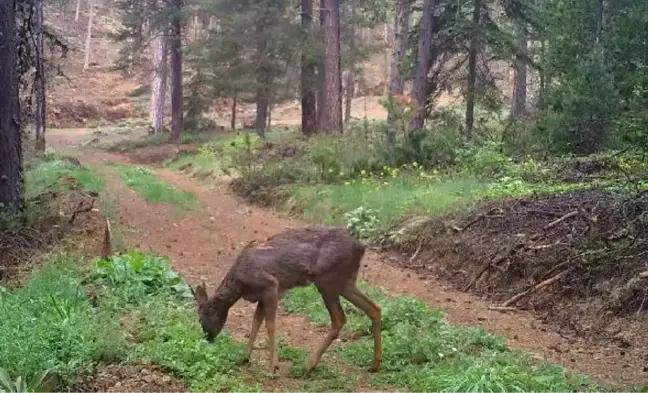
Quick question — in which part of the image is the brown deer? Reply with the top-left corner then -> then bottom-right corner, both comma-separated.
190,226 -> 382,374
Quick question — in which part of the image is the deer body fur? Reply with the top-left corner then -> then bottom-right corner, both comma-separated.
191,226 -> 382,374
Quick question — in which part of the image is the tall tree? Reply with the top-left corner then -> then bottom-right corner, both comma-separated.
320,0 -> 342,133
0,0 -> 23,212
35,0 -> 46,151
170,0 -> 183,143
343,1 -> 356,125
410,0 -> 437,132
75,0 -> 82,22
464,0 -> 482,139
151,23 -> 168,135
83,0 -> 94,71
387,0 -> 411,133
511,21 -> 527,119
301,0 -> 317,135
316,0 -> 326,132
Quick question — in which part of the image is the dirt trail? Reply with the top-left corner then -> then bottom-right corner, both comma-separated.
74,147 -> 646,389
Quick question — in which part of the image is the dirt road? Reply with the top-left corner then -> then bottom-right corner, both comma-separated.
50,133 -> 646,388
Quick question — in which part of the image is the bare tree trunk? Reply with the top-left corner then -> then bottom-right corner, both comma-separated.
170,0 -> 183,143
301,0 -> 317,136
388,0 -> 412,136
464,0 -> 482,139
151,28 -> 168,135
316,0 -> 326,132
321,0 -> 342,134
83,0 -> 95,71
410,0 -> 437,132
75,0 -> 82,22
343,1 -> 356,125
511,23 -> 527,120
35,0 -> 46,152
231,94 -> 237,131
0,0 -> 23,212
382,23 -> 390,95
255,26 -> 270,139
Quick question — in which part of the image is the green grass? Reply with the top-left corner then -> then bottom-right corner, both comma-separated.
0,253 -> 123,389
294,175 -> 490,230
24,154 -> 105,199
0,251 -> 259,392
282,283 -> 601,393
115,165 -> 199,212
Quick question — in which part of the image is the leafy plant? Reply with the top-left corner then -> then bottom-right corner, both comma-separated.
0,368 -> 52,393
93,251 -> 193,302
344,206 -> 379,240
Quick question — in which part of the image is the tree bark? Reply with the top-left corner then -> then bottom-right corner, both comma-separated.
170,0 -> 183,143
301,0 -> 317,136
0,0 -> 23,212
511,23 -> 527,120
316,0 -> 326,132
382,23 -> 390,95
388,0 -> 411,134
75,0 -> 82,22
151,26 -> 168,135
231,94 -> 237,131
255,20 -> 270,139
83,0 -> 95,71
320,0 -> 343,134
343,1 -> 356,125
35,0 -> 46,151
410,0 -> 437,132
464,0 -> 482,139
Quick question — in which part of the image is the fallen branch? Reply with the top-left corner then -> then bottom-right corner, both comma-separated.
543,210 -> 579,231
487,306 -> 519,313
408,240 -> 423,264
502,268 -> 574,307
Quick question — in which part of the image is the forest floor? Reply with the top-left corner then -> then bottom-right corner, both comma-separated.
41,128 -> 648,391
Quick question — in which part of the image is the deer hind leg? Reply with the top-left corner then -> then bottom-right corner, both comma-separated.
262,288 -> 280,373
241,302 -> 265,364
305,288 -> 347,374
342,284 -> 382,372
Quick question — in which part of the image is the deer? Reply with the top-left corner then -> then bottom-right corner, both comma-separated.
190,226 -> 382,374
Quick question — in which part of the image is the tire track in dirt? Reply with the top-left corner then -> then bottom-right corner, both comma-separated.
80,149 -> 645,388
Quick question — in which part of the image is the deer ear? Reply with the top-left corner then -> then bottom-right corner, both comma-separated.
192,283 -> 209,306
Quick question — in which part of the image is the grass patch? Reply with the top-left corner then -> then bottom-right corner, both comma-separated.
0,253 -> 123,389
293,176 -> 489,231
282,283 -> 602,392
0,250 -> 260,392
115,165 -> 199,212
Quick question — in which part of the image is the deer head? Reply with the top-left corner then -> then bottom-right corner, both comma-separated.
191,283 -> 229,342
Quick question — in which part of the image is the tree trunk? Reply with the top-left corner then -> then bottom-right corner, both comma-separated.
382,23 -> 390,95
231,94 -> 237,131
321,0 -> 343,134
511,23 -> 527,120
300,0 -> 317,136
464,0 -> 482,139
255,26 -> 269,139
83,0 -> 94,71
0,0 -> 23,212
537,39 -> 547,111
151,27 -> 168,135
316,0 -> 326,132
410,0 -> 437,132
343,1 -> 356,125
388,0 -> 411,135
170,0 -> 183,143
75,0 -> 82,22
35,0 -> 46,152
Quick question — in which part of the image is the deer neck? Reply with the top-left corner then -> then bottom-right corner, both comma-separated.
210,277 -> 241,311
